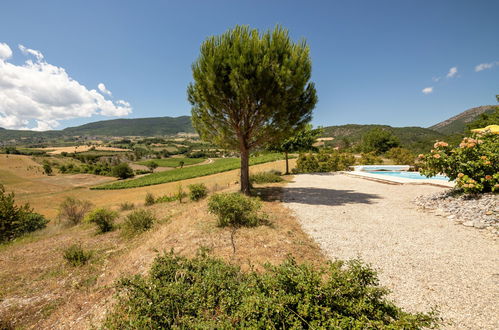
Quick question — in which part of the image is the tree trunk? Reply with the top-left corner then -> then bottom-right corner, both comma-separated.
285,152 -> 289,175
240,147 -> 251,195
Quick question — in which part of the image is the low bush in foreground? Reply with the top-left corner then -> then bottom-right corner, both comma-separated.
250,170 -> 283,184
104,252 -> 439,329
63,244 -> 91,266
386,147 -> 415,165
58,197 -> 92,226
122,209 -> 155,235
0,184 -> 48,243
419,133 -> 498,193
208,193 -> 265,227
359,151 -> 382,165
144,192 -> 155,206
85,208 -> 118,233
188,183 -> 208,201
119,202 -> 135,211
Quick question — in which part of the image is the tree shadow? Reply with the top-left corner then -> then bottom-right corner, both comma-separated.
253,186 -> 381,206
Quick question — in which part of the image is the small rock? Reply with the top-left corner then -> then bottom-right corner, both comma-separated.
463,221 -> 474,227
447,215 -> 456,219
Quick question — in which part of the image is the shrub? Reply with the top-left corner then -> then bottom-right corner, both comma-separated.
419,134 -> 499,193
43,163 -> 53,175
119,202 -> 135,211
386,147 -> 415,165
176,185 -> 186,203
250,171 -> 283,184
295,151 -> 355,173
144,160 -> 159,172
361,128 -> 400,154
155,194 -> 177,203
104,252 -> 439,329
144,192 -> 155,206
208,193 -> 265,227
58,197 -> 92,225
359,152 -> 382,165
188,183 -> 208,201
63,244 -> 91,266
85,208 -> 118,233
0,185 -> 48,242
111,163 -> 134,179
122,209 -> 155,235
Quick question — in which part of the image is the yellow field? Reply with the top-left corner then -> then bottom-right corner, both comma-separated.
39,145 -> 130,155
1,154 -> 295,219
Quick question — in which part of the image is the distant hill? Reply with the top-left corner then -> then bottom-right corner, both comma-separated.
0,116 -> 195,141
429,105 -> 498,135
62,116 -> 194,136
321,124 -> 445,154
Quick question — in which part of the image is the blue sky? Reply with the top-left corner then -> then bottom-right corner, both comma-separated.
0,0 -> 498,131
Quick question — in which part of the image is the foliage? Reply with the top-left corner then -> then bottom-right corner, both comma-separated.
85,208 -> 118,233
137,157 -> 205,168
94,153 -> 285,190
188,25 -> 317,194
295,151 -> 355,173
267,125 -> 322,174
467,107 -> 499,131
359,152 -> 383,165
208,193 -> 265,227
361,128 -> 400,154
104,252 -> 439,329
42,163 -> 53,175
0,185 -> 48,243
122,209 -> 155,235
63,244 -> 91,266
111,163 -> 134,179
57,197 -> 92,226
188,183 -> 208,201
386,147 -> 415,165
250,170 -> 283,184
144,193 -> 155,206
119,202 -> 135,211
419,134 -> 499,193
144,160 -> 158,172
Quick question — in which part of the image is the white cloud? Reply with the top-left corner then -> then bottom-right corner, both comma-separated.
446,66 -> 458,78
0,42 -> 132,131
422,87 -> 433,94
0,42 -> 12,60
98,82 -> 112,96
475,61 -> 498,72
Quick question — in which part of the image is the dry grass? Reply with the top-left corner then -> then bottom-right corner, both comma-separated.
0,173 -> 324,329
40,146 -> 130,155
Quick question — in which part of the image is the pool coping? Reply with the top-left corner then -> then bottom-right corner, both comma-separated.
342,171 -> 455,188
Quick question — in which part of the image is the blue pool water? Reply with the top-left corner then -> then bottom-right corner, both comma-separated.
366,171 -> 449,181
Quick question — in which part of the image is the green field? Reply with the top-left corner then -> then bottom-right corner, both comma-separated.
93,153 -> 284,190
136,157 -> 205,168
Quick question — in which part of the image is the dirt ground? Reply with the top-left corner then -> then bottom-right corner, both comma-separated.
0,178 -> 325,329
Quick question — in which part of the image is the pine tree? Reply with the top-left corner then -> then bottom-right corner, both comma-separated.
188,25 -> 317,194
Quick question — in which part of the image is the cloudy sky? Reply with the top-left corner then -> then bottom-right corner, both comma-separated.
0,0 -> 498,131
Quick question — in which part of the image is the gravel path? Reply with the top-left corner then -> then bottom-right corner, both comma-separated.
283,173 -> 499,329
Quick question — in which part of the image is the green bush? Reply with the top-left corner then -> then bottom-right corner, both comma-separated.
250,171 -> 283,184
43,163 -> 53,176
386,147 -> 415,165
295,151 -> 355,173
85,208 -> 118,233
119,202 -> 135,211
104,252 -> 439,329
122,209 -> 155,235
144,192 -> 155,206
63,244 -> 91,266
111,163 -> 134,179
361,128 -> 400,154
0,185 -> 48,243
57,197 -> 92,226
208,193 -> 265,227
419,134 -> 499,193
188,183 -> 208,201
359,152 -> 383,165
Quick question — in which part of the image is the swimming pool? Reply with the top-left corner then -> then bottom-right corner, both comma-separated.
366,171 -> 449,181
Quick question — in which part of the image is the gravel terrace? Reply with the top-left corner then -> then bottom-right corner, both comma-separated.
283,173 -> 499,329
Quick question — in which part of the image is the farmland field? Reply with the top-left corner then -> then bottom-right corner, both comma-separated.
94,153 -> 285,190
136,157 -> 205,168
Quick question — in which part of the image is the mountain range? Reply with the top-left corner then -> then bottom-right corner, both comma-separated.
0,106 -> 496,145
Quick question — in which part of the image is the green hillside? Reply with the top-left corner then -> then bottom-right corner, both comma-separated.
429,105 -> 498,135
321,124 -> 445,154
